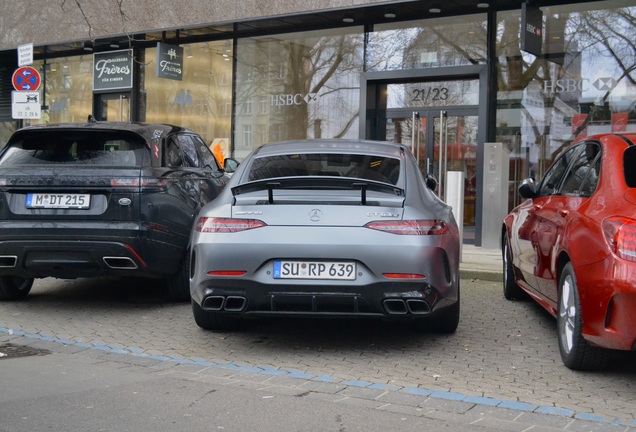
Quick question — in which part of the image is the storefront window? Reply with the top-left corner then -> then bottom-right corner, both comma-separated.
142,41 -> 233,160
1,122 -> 17,149
235,27 -> 364,159
367,15 -> 487,72
32,55 -> 94,125
496,1 -> 636,209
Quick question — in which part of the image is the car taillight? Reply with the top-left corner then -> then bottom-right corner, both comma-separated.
195,217 -> 266,233
111,178 -> 140,187
365,220 -> 449,235
602,216 -> 636,262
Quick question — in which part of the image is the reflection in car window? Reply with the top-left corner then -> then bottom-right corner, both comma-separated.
0,131 -> 147,167
177,135 -> 199,167
165,138 -> 183,167
560,143 -> 601,197
537,146 -> 582,196
247,153 -> 401,185
191,135 -> 219,170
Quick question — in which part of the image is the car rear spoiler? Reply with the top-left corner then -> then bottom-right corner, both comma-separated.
231,176 -> 404,205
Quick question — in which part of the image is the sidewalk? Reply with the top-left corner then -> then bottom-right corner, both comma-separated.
459,244 -> 502,282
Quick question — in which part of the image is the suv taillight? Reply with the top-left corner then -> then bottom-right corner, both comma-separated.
365,220 -> 450,235
195,217 -> 266,233
602,216 -> 636,262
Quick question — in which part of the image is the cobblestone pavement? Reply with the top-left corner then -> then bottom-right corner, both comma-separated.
1,276 -> 635,430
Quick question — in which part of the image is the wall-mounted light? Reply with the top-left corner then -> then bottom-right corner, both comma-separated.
429,3 -> 441,13
384,8 -> 397,19
83,42 -> 93,52
342,13 -> 354,23
109,41 -> 119,49
477,3 -> 489,8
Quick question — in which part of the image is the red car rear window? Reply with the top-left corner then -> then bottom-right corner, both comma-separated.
625,146 -> 636,188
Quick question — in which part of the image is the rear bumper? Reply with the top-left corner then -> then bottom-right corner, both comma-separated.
192,279 -> 457,320
190,225 -> 460,320
577,257 -> 636,351
0,222 -> 186,279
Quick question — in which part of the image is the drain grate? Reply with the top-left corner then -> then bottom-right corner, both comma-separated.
0,343 -> 51,359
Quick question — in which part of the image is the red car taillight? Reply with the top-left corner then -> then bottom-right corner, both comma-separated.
195,217 -> 266,233
365,220 -> 450,235
602,216 -> 636,262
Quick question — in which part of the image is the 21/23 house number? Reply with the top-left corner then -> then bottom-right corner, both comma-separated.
411,86 -> 450,103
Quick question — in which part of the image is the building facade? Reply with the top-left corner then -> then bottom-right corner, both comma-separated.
0,0 -> 634,246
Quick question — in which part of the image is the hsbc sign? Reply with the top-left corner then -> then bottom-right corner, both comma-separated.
544,77 -> 616,94
271,93 -> 319,106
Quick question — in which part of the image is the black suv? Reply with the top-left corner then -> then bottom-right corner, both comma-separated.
0,121 -> 231,301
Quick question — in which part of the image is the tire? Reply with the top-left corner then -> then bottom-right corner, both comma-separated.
557,262 -> 609,371
191,299 -> 237,331
414,284 -> 460,334
503,236 -> 527,300
0,276 -> 34,301
166,249 -> 191,302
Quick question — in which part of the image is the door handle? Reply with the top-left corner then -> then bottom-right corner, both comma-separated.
559,209 -> 569,217
533,204 -> 543,210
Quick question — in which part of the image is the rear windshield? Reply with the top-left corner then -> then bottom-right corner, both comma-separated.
0,130 -> 149,167
247,153 -> 401,185
625,146 -> 636,188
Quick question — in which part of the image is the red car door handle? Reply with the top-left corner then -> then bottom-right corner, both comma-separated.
559,209 -> 569,217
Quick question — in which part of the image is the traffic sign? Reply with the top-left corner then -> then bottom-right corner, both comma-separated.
12,91 -> 41,119
12,66 -> 41,91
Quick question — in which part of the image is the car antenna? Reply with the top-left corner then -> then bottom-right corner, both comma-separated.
87,114 -> 97,123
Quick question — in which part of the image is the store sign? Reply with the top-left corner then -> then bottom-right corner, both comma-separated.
520,2 -> 542,56
93,50 -> 133,91
156,42 -> 183,81
544,77 -> 616,94
271,93 -> 318,106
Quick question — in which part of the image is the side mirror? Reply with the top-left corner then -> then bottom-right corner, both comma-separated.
518,177 -> 537,199
425,173 -> 438,191
223,158 -> 239,174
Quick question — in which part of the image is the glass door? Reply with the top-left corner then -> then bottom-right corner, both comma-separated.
94,93 -> 131,122
386,109 -> 478,239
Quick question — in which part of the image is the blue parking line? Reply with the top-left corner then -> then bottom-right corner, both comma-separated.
1,326 -> 631,427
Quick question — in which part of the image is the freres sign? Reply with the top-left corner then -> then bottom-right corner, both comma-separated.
93,50 -> 133,91
156,42 -> 183,81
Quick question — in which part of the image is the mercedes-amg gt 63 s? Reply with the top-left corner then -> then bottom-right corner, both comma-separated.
0,121 -> 230,301
190,139 -> 461,333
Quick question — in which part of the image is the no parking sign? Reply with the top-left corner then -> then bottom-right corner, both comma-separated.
12,66 -> 41,91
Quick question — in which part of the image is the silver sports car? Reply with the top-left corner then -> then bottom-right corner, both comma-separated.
190,139 -> 460,332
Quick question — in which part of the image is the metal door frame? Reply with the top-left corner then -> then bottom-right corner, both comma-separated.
360,65 -> 489,246
93,92 -> 132,122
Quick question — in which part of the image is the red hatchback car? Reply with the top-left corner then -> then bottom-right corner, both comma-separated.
502,133 -> 636,371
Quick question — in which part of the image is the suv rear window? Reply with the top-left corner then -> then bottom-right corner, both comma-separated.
0,131 -> 149,167
247,153 -> 401,185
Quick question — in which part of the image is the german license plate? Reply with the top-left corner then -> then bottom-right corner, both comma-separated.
26,193 -> 90,209
273,261 -> 356,280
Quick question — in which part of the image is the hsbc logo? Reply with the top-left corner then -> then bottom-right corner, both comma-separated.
271,93 -> 319,106
544,77 -> 616,94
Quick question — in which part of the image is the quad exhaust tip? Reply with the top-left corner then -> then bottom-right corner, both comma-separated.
383,298 -> 430,315
202,295 -> 247,312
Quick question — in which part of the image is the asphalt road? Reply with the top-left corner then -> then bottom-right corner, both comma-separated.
1,276 -> 635,432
